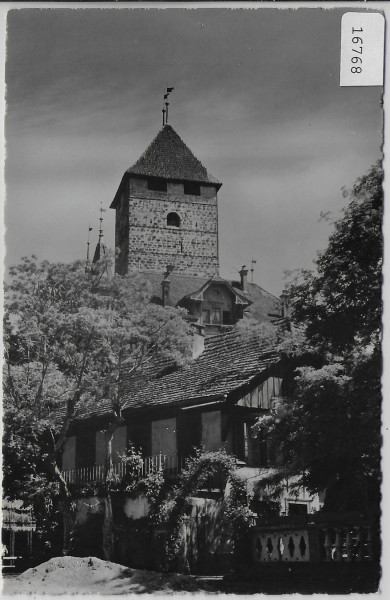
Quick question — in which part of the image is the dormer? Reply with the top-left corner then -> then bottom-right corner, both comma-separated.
177,276 -> 251,334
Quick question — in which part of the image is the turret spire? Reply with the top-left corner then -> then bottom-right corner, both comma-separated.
93,203 -> 107,264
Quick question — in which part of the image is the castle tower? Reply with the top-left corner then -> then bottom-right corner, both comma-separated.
110,124 -> 222,277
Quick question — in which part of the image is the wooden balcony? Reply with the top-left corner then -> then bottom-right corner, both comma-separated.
61,454 -> 228,495
61,454 -> 187,488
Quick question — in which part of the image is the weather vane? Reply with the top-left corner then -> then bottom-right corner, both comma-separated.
162,87 -> 174,126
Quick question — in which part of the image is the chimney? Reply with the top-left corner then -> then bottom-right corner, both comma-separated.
192,323 -> 205,359
161,280 -> 170,307
161,265 -> 175,307
239,266 -> 248,291
281,302 -> 291,318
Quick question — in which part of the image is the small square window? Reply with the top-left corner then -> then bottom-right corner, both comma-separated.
148,178 -> 167,192
184,182 -> 201,196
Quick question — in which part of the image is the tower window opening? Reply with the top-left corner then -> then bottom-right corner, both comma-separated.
167,212 -> 181,228
184,182 -> 201,196
148,178 -> 167,192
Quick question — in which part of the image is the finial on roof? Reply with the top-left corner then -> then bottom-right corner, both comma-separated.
162,86 -> 174,125
85,226 -> 93,272
99,203 -> 106,242
92,203 -> 107,264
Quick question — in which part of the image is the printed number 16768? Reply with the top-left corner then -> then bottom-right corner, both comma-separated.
351,27 -> 363,74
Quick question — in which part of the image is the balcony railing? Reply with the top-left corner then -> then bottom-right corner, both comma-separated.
61,454 -> 186,487
250,519 -> 377,563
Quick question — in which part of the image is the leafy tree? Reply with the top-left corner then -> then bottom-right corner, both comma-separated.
254,162 -> 383,516
3,255 -> 192,557
282,160 -> 382,353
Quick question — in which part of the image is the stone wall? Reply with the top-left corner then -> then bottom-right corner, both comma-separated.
115,176 -> 220,277
115,183 -> 129,276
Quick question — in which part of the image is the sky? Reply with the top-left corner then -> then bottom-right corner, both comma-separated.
4,7 -> 383,296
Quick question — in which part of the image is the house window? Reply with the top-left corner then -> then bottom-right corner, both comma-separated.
151,418 -> 177,456
251,499 -> 280,519
202,411 -> 222,451
75,431 -> 96,469
184,182 -> 201,196
167,212 -> 180,227
202,309 -> 210,324
222,311 -> 231,325
288,502 -> 308,516
244,423 -> 268,467
148,178 -> 167,192
210,307 -> 221,324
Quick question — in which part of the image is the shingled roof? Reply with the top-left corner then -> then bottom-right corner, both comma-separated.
126,125 -> 222,188
72,330 -> 280,423
134,272 -> 281,322
234,282 -> 281,322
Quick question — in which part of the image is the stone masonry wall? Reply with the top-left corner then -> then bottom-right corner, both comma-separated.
115,184 -> 129,275
124,177 -> 220,277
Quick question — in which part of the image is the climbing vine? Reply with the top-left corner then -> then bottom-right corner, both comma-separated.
147,449 -> 252,571
72,447 -> 254,572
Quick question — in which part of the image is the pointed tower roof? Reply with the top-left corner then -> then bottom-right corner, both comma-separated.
126,124 -> 222,188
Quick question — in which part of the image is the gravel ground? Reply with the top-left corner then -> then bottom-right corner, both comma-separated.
1,556 -> 219,595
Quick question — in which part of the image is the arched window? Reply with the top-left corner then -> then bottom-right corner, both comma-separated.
167,212 -> 180,228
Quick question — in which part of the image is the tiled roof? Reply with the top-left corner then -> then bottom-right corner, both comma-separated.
232,281 -> 281,322
73,330 -> 280,422
137,272 -> 210,307
126,125 -> 222,188
136,271 -> 281,321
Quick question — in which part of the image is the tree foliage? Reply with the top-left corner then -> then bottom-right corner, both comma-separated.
282,161 -> 382,353
3,255 -> 192,552
254,162 -> 383,515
